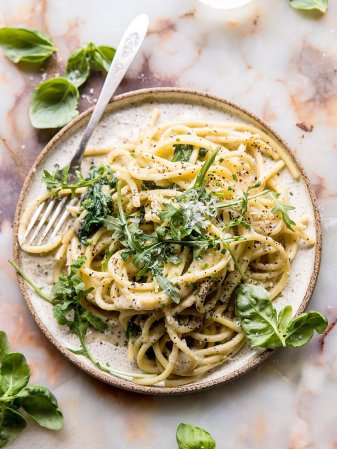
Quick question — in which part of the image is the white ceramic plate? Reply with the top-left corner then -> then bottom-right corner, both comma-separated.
13,88 -> 321,394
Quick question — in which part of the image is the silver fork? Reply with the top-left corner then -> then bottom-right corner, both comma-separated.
21,14 -> 149,247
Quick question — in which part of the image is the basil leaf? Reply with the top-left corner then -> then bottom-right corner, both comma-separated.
285,311 -> 328,347
278,304 -> 293,334
0,353 -> 30,395
0,331 -> 10,363
289,0 -> 328,13
91,45 -> 115,72
65,48 -> 90,87
176,423 -> 216,449
0,27 -> 56,63
0,407 -> 26,448
235,284 -> 285,349
17,385 -> 63,430
30,77 -> 79,129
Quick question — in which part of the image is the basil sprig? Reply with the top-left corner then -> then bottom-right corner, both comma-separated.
65,42 -> 116,87
289,0 -> 328,13
0,331 -> 63,448
176,423 -> 216,449
235,283 -> 328,349
0,28 -> 56,63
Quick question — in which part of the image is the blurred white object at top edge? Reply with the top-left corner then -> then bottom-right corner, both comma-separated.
197,0 -> 254,9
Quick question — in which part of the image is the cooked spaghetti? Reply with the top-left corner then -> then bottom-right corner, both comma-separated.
19,111 -> 315,386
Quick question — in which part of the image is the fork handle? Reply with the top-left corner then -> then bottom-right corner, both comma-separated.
69,13 -> 149,173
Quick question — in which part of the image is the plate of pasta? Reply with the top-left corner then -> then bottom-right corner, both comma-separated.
12,88 -> 322,394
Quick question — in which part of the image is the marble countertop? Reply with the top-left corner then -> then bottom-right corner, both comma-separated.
1,0 -> 337,448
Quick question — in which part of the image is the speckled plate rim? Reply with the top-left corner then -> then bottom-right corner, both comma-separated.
13,87 -> 322,395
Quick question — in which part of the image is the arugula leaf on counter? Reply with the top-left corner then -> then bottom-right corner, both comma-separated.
0,27 -> 56,63
289,0 -> 328,13
176,423 -> 216,449
30,77 -> 79,129
0,331 -> 63,448
235,283 -> 328,349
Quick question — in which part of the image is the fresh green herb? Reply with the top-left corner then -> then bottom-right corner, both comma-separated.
42,164 -> 112,199
176,423 -> 216,449
65,48 -> 90,88
193,147 -> 220,190
91,45 -> 116,72
0,28 -> 56,63
289,0 -> 328,13
30,77 -> 79,129
172,144 -> 194,163
65,42 -> 116,87
77,165 -> 116,244
125,317 -> 141,339
198,147 -> 208,159
153,269 -> 181,304
235,283 -> 328,349
0,331 -> 63,448
232,173 -> 238,181
9,260 -> 154,380
142,180 -> 159,190
269,192 -> 296,231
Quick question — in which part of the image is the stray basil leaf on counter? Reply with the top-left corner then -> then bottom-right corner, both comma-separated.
65,47 -> 90,87
289,0 -> 328,13
16,386 -> 63,430
0,331 -> 63,447
30,77 -> 79,129
91,45 -> 116,72
0,27 -> 56,63
235,283 -> 328,349
176,423 -> 216,449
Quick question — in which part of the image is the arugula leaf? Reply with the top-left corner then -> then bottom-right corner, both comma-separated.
0,27 -> 56,63
65,47 -> 90,87
176,423 -> 216,449
269,192 -> 296,231
9,264 -> 154,380
235,283 -> 328,349
193,147 -> 221,190
153,270 -> 180,304
0,407 -> 26,448
172,144 -> 194,163
17,386 -> 63,430
0,353 -> 30,396
42,164 -> 111,198
30,77 -> 79,129
125,317 -> 142,339
91,45 -> 116,72
289,0 -> 328,13
0,332 -> 9,364
285,311 -> 328,347
77,165 -> 116,244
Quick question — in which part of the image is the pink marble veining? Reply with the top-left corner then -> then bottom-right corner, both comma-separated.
0,0 -> 337,448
